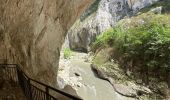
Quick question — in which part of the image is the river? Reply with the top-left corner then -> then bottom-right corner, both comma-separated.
58,52 -> 134,100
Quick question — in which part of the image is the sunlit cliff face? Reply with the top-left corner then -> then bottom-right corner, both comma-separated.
0,0 -> 94,87
67,0 -> 159,52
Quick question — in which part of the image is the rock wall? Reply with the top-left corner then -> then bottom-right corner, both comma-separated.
67,0 -> 159,52
0,0 -> 94,87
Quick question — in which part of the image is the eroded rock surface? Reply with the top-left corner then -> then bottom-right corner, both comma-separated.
0,0 -> 94,87
91,47 -> 168,99
67,0 -> 159,52
0,81 -> 26,100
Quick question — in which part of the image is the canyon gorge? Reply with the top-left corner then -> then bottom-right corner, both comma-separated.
0,0 -> 170,100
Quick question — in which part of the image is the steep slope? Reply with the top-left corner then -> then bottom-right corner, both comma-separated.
67,0 -> 159,52
92,1 -> 170,99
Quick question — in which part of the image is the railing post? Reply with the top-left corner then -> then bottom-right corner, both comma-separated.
46,87 -> 49,100
27,79 -> 33,100
1,64 -> 83,100
16,67 -> 21,85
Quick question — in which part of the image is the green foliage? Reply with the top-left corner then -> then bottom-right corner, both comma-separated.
63,48 -> 72,59
93,27 -> 126,51
80,0 -> 101,21
141,0 -> 170,13
93,13 -> 170,71
125,17 -> 170,69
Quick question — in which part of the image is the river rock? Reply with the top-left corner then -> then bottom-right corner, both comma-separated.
150,6 -> 162,14
114,84 -> 137,97
56,85 -> 81,100
75,72 -> 81,77
157,82 -> 169,96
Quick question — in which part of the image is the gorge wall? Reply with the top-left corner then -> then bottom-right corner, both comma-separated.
0,0 -> 94,87
67,0 -> 159,52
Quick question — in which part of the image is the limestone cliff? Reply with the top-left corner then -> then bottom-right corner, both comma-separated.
67,0 -> 159,52
0,0 -> 94,87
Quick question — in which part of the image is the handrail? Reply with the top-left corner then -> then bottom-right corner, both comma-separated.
0,64 -> 83,100
30,78 -> 81,100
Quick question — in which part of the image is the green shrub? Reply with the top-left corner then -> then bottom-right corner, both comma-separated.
92,26 -> 126,51
63,48 -> 72,59
80,0 -> 101,21
140,0 -> 170,13
93,13 -> 170,80
124,16 -> 170,69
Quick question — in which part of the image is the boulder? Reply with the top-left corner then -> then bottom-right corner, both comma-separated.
114,84 -> 137,97
150,6 -> 162,14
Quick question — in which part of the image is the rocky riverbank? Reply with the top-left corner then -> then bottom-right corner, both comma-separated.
92,47 -> 170,100
58,50 -> 136,100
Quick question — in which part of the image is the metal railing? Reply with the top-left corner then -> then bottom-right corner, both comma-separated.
0,64 -> 82,100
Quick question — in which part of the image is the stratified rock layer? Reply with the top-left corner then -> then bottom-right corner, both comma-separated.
0,0 -> 94,87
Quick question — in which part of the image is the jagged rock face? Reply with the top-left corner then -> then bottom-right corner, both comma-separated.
0,0 -> 94,87
67,0 -> 159,52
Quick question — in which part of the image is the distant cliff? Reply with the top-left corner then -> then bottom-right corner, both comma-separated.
67,0 -> 159,52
